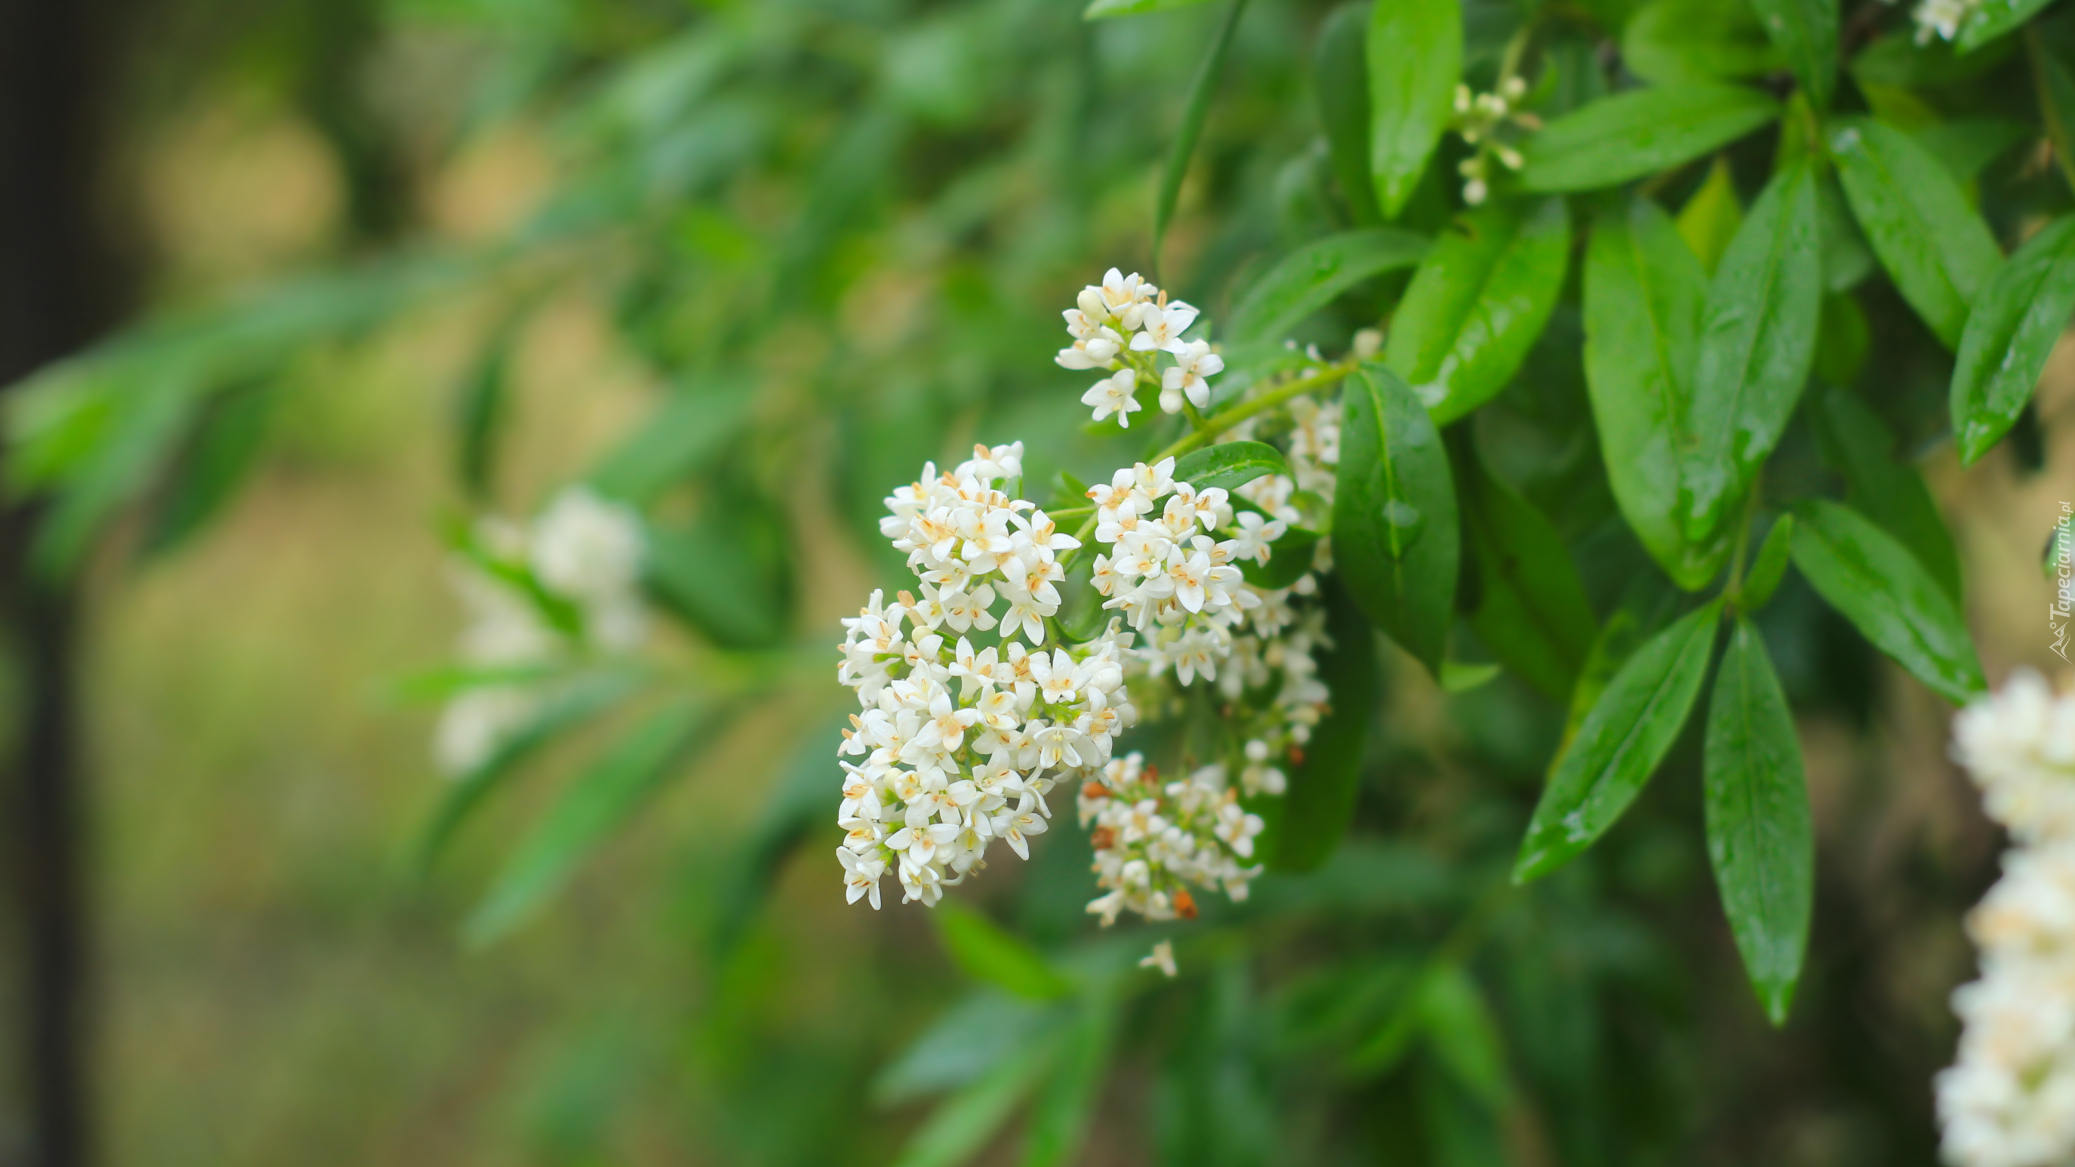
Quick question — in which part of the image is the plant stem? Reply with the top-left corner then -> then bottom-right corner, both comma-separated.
1155,359 -> 1360,460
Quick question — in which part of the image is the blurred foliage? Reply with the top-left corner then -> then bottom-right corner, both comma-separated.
14,0 -> 2075,1163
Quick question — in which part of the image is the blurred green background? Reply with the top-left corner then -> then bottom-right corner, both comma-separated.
4,0 -> 2075,1164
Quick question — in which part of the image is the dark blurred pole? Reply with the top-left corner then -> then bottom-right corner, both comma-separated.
0,0 -> 122,1164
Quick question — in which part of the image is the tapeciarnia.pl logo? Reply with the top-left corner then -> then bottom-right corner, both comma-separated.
2054,502 -> 2073,662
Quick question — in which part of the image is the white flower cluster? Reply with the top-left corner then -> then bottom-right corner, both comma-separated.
1086,456 -> 1287,686
834,443 -> 1141,909
1059,268 -> 1224,427
1914,0 -> 1977,42
435,486 -> 649,776
1941,669 -> 2075,1167
1079,753 -> 1265,926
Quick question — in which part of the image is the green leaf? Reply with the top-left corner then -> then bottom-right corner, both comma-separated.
140,385 -> 275,558
1677,156 -> 1744,275
646,499 -> 792,649
1334,363 -> 1460,676
1739,513 -> 1795,608
1366,0 -> 1462,217
1154,0 -> 1251,272
1809,387 -> 1963,604
1416,965 -> 1512,1108
1750,0 -> 1840,109
1020,995 -> 1118,1167
1623,0 -> 1783,86
1172,440 -> 1290,492
1227,229 -> 1429,344
1271,579 -> 1380,871
1828,117 -> 2004,350
2029,28 -> 2075,193
1514,600 -> 1723,884
1816,171 -> 1876,292
1084,0 -> 1215,16
1813,290 -> 1870,384
1239,525 -> 1323,589
455,303 -> 530,502
1704,616 -> 1813,1026
1852,27 -> 2016,85
1385,197 -> 1570,424
1684,161 -> 1823,545
587,381 -> 755,504
1952,216 -> 2075,464
466,699 -> 717,944
1520,83 -> 1781,192
1457,440 -> 1599,702
1316,2 -> 1383,224
1958,0 -> 2059,51
891,1047 -> 1052,1167
1551,578 -> 1682,765
1789,499 -> 1986,703
1582,196 -> 1732,590
935,903 -> 1075,1001
410,671 -> 645,874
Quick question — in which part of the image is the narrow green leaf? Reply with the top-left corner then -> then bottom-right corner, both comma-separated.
1816,171 -> 1876,291
411,671 -> 645,874
1813,291 -> 1870,384
1020,995 -> 1118,1167
1677,156 -> 1744,275
1458,441 -> 1599,702
1416,965 -> 1512,1108
1272,579 -> 1379,871
936,903 -> 1075,1001
1685,162 -> 1823,545
1552,577 -> 1683,765
1154,0 -> 1251,273
1952,216 -> 2075,464
891,1047 -> 1052,1167
456,303 -> 529,501
1385,197 -> 1570,424
588,382 -> 755,504
1790,499 -> 1986,703
1704,617 -> 1813,1026
1334,363 -> 1459,676
1852,27 -> 2017,85
1514,600 -> 1723,884
1085,0 -> 1215,16
1751,0 -> 1840,109
2028,27 -> 2075,193
1810,388 -> 1963,604
1828,117 -> 2003,350
1520,84 -> 1781,192
1623,0 -> 1783,86
1228,229 -> 1428,343
141,385 -> 275,558
1739,513 -> 1795,608
1582,196 -> 1732,590
1366,0 -> 1462,217
1173,440 -> 1290,492
1958,0 -> 2059,51
466,699 -> 716,944
646,501 -> 792,649
1315,2 -> 1383,224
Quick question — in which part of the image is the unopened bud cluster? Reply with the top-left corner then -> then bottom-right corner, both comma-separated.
1940,669 -> 2075,1167
1061,268 -> 1224,425
1450,77 -> 1534,206
1079,753 -> 1266,926
436,486 -> 649,775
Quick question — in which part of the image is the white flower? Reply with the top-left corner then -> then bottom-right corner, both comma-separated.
1140,940 -> 1178,977
530,486 -> 645,603
1914,0 -> 1975,42
1082,369 -> 1143,428
1226,511 -> 1286,566
434,687 -> 539,776
1161,339 -> 1224,409
1131,300 -> 1201,354
1057,328 -> 1124,370
838,847 -> 885,909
